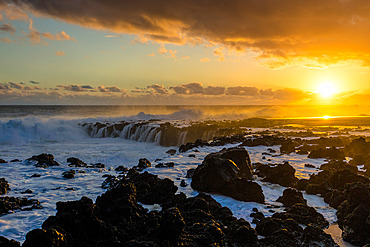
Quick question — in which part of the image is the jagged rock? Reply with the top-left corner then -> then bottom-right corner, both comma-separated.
66,157 -> 86,167
62,170 -> 76,179
87,163 -> 105,169
188,154 -> 196,158
43,196 -> 121,246
166,149 -> 177,155
0,236 -> 20,247
28,154 -> 60,167
115,166 -> 128,172
301,225 -> 338,247
23,228 -> 70,247
277,188 -> 307,207
0,196 -> 41,215
155,162 -> 175,168
191,157 -> 239,192
345,137 -> 370,156
0,178 -> 10,195
336,183 -> 370,245
274,203 -> 329,229
180,180 -> 187,187
191,157 -> 264,203
280,139 -> 296,154
186,168 -> 196,178
0,159 -> 7,163
137,158 -> 151,170
320,160 -> 358,174
255,162 -> 298,187
21,189 -> 33,194
308,146 -> 345,160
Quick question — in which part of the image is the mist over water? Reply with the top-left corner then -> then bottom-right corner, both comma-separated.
0,105 -> 369,121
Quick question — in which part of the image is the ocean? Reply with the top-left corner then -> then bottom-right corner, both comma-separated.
0,105 -> 368,246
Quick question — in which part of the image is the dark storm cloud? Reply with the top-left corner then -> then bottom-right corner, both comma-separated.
4,0 -> 370,66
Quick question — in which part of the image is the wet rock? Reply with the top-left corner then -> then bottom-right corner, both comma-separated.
115,166 -> 128,172
301,225 -> 338,247
10,159 -> 21,162
126,171 -> 178,206
136,158 -> 151,170
280,139 -> 296,154
191,157 -> 239,192
30,174 -> 41,178
255,162 -> 298,187
101,175 -> 119,189
155,162 -> 175,168
304,163 -> 315,168
166,149 -> 177,155
21,189 -> 33,194
23,228 -> 70,247
336,183 -> 370,245
188,154 -> 196,158
0,159 -> 7,163
180,180 -> 187,187
62,170 -> 76,179
0,236 -> 20,247
0,196 -> 41,215
186,168 -> 196,178
277,188 -> 307,207
43,196 -> 120,246
191,157 -> 264,203
28,153 -> 60,167
345,137 -> 370,156
296,179 -> 309,191
308,146 -> 345,160
205,147 -> 253,179
320,160 -> 358,174
0,178 -> 10,195
274,203 -> 329,229
66,157 -> 86,167
87,163 -> 105,169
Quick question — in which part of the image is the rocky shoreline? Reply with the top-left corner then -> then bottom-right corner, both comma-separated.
0,134 -> 369,246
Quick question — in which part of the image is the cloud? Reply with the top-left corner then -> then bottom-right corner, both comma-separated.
226,86 -> 259,96
98,85 -> 122,93
29,80 -> 39,84
147,53 -> 155,57
57,84 -> 94,92
1,37 -> 12,43
8,81 -> 23,89
200,58 -> 210,62
8,0 -> 370,67
213,47 -> 225,61
158,44 -> 177,58
146,84 -> 169,95
0,23 -> 15,33
170,82 -> 204,95
55,51 -> 65,56
25,18 -> 75,45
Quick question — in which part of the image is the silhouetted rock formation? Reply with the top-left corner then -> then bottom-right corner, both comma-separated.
27,154 -> 60,168
255,162 -> 298,187
191,148 -> 264,203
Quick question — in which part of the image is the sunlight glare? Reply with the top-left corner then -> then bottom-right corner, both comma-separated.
316,81 -> 337,99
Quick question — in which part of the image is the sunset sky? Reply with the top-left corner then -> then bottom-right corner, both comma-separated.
0,0 -> 369,105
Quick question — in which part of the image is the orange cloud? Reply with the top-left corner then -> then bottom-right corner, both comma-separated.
7,0 -> 370,67
55,51 -> 65,56
200,58 -> 210,62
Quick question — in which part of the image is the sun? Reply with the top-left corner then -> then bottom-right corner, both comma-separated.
316,80 -> 337,99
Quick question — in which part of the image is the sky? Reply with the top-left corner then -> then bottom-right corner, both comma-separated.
0,0 -> 369,105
